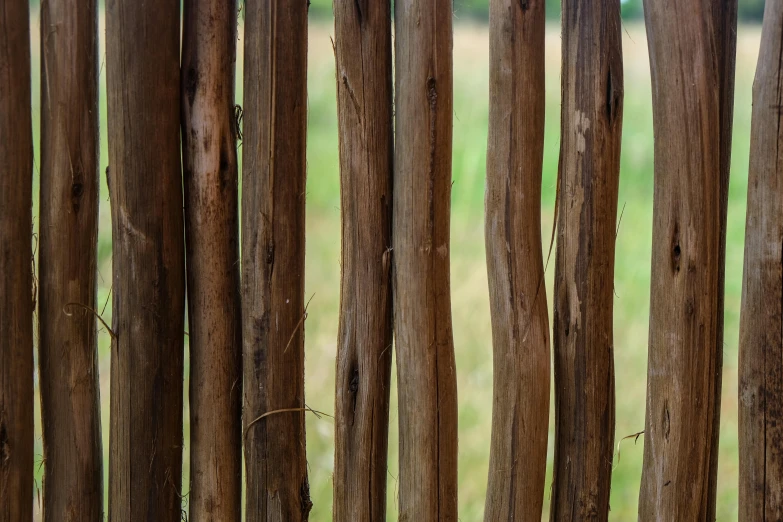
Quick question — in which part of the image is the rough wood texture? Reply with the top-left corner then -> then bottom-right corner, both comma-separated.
0,1 -> 34,521
738,1 -> 783,520
638,0 -> 737,519
550,0 -> 623,519
181,1 -> 242,520
332,0 -> 394,520
105,1 -> 186,520
38,0 -> 102,519
483,0 -> 550,520
393,0 -> 457,519
241,2 -> 310,520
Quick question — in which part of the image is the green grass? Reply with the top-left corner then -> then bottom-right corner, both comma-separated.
28,15 -> 760,521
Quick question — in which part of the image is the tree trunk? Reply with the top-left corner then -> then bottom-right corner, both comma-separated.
38,0 -> 102,520
332,0 -> 394,520
181,1 -> 242,520
550,0 -> 623,519
638,0 -> 737,519
241,2 -> 310,521
105,1 -> 186,520
393,0 -> 457,519
483,0 -> 549,520
0,1 -> 34,521
738,1 -> 783,520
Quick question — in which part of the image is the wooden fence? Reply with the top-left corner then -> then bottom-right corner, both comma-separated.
3,0 -> 782,520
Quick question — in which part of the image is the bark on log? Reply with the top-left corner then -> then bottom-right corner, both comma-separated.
105,1 -> 186,520
550,0 -> 623,519
181,1 -> 242,520
332,0 -> 394,520
241,2 -> 310,520
638,0 -> 737,519
738,1 -> 783,520
0,1 -> 34,521
483,0 -> 550,520
38,0 -> 102,519
393,0 -> 458,519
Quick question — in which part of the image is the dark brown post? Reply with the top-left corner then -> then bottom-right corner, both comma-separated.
38,0 -> 102,519
550,0 -> 623,519
638,0 -> 737,519
181,0 -> 242,520
332,0 -> 394,520
0,1 -> 34,521
483,0 -> 550,520
105,1 -> 186,520
393,0 -> 457,519
738,1 -> 782,520
241,2 -> 310,521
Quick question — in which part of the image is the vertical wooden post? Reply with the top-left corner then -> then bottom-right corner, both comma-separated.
551,0 -> 623,519
738,1 -> 782,520
483,0 -> 550,520
332,0 -> 394,520
0,1 -> 34,521
181,0 -> 242,520
241,2 -> 310,520
38,0 -> 102,519
106,1 -> 186,520
393,0 -> 457,519
638,0 -> 737,519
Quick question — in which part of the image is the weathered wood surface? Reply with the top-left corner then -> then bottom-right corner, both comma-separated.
483,0 -> 550,520
739,1 -> 783,520
241,2 -> 310,520
38,0 -> 102,519
638,0 -> 737,519
106,1 -> 186,520
0,1 -> 34,521
181,0 -> 242,520
550,0 -> 623,519
332,0 -> 394,520
393,0 -> 458,519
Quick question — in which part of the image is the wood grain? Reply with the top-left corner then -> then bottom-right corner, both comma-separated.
106,1 -> 186,520
332,0 -> 394,520
638,0 -> 737,519
241,1 -> 310,520
38,0 -> 102,519
181,0 -> 242,520
550,0 -> 623,519
0,1 -> 34,520
483,0 -> 550,520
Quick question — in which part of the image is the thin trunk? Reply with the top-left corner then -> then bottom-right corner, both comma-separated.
38,0 -> 102,519
332,0 -> 394,520
241,2 -> 310,521
0,1 -> 34,521
484,0 -> 549,520
638,0 -> 737,519
106,1 -> 186,520
181,1 -> 242,520
550,0 -> 623,519
738,1 -> 782,520
393,0 -> 457,519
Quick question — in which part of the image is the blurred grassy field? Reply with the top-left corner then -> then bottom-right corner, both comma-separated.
27,13 -> 760,521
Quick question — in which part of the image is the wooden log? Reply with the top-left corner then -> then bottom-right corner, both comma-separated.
483,0 -> 550,520
393,0 -> 458,519
0,1 -> 34,521
105,1 -> 186,520
550,0 -> 623,519
181,0 -> 242,520
38,0 -> 102,519
738,1 -> 783,520
332,0 -> 394,520
241,2 -> 310,520
638,0 -> 737,519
